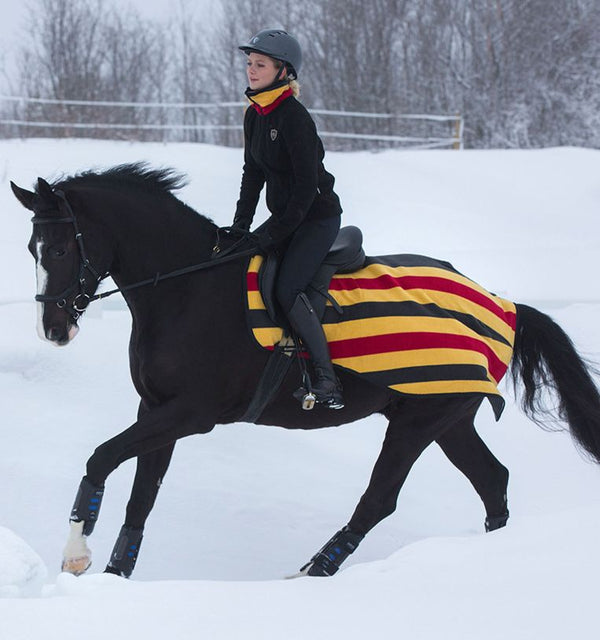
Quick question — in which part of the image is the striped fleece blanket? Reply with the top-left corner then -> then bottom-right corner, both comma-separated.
246,253 -> 517,418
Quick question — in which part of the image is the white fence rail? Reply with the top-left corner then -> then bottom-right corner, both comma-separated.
0,95 -> 463,150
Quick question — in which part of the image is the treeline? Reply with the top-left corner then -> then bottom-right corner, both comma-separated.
1,0 -> 598,149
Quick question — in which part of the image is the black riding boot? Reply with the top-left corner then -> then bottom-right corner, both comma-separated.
287,293 -> 344,409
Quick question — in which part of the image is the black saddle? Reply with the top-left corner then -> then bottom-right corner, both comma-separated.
259,225 -> 366,325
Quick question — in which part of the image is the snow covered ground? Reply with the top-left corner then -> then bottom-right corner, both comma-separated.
0,139 -> 599,639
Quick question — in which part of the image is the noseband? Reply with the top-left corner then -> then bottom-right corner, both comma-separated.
31,190 -> 108,321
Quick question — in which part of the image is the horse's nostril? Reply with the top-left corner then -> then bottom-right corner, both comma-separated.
47,326 -> 66,342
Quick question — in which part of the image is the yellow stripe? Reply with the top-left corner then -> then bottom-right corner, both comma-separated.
390,379 -> 501,396
323,316 -> 512,358
247,85 -> 290,107
332,347 -> 492,373
324,315 -> 453,338
323,317 -> 512,368
328,287 -> 515,345
335,263 -> 501,303
252,326 -> 284,345
248,291 -> 267,310
248,255 -> 263,271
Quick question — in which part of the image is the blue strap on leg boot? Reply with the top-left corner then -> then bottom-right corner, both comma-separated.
69,476 -> 105,536
105,526 -> 144,578
299,525 -> 364,576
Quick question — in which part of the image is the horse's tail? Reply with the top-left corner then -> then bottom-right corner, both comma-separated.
510,303 -> 600,463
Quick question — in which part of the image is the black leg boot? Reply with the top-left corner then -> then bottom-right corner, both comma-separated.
287,293 -> 344,409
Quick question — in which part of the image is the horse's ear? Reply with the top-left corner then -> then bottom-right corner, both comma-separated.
37,177 -> 56,201
10,181 -> 36,211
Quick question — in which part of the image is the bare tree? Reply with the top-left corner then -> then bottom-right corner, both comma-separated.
5,0 -> 599,148
12,0 -> 171,140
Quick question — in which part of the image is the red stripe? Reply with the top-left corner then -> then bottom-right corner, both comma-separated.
331,274 -> 510,324
247,271 -> 259,290
328,332 -> 508,382
250,88 -> 293,115
248,270 -> 516,331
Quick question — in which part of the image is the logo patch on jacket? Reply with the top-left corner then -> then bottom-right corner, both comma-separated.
270,129 -> 278,141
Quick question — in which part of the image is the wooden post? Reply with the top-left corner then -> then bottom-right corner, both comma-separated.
453,113 -> 463,150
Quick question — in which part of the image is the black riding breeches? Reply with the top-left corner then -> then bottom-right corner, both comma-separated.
275,216 -> 341,314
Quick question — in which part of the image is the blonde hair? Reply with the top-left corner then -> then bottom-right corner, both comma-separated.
289,79 -> 301,97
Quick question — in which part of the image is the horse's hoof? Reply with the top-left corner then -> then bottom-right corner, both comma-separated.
285,564 -> 313,580
61,556 -> 92,576
485,511 -> 509,532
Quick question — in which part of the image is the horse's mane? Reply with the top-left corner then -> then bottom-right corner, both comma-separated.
50,162 -> 188,195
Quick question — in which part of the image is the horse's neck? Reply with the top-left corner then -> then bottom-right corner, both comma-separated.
101,192 -> 217,288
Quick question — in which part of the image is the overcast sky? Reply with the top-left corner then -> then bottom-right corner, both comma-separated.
0,0 -> 205,84
4,0 -> 184,40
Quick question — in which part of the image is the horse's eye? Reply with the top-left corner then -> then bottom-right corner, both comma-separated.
50,247 -> 67,258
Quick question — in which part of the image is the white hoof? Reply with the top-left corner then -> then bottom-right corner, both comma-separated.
62,521 -> 92,576
61,556 -> 92,576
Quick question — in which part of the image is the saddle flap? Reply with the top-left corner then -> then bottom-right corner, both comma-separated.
258,251 -> 285,326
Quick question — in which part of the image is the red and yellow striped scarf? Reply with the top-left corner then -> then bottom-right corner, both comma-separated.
247,84 -> 293,115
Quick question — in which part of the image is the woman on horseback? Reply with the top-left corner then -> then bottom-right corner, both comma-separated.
233,29 -> 344,409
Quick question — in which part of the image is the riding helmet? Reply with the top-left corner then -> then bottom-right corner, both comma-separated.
239,29 -> 302,79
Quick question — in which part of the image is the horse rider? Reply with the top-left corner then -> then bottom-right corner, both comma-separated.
232,29 -> 344,409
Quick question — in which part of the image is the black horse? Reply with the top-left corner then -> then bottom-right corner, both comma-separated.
11,164 -> 600,579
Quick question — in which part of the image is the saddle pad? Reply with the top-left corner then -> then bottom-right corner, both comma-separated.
246,253 -> 517,418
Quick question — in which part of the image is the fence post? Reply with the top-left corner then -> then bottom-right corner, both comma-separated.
453,113 -> 463,150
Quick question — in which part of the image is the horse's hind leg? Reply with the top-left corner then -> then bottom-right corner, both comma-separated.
436,411 -> 509,532
298,396 -> 479,577
103,443 -> 176,577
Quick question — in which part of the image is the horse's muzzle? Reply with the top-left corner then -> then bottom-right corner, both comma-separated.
45,323 -> 79,346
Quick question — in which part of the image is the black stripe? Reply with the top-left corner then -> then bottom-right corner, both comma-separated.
321,301 -> 512,347
361,363 -> 490,387
248,308 -> 280,327
250,300 -> 511,347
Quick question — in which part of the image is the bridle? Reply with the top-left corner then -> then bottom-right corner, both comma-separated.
31,190 -> 108,321
31,189 -> 257,322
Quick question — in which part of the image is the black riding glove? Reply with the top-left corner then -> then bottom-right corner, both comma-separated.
231,215 -> 252,232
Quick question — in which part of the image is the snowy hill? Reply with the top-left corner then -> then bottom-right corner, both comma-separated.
0,139 -> 599,639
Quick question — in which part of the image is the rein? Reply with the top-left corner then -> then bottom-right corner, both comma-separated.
32,190 -> 257,320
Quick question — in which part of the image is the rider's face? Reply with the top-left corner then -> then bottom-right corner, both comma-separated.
246,53 -> 282,91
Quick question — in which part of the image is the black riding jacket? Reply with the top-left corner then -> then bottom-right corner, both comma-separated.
234,93 -> 342,245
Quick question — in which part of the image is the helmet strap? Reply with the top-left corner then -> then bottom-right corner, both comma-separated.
276,64 -> 287,82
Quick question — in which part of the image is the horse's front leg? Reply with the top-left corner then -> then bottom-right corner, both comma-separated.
61,396 -> 215,576
104,442 -> 176,577
61,480 -> 101,575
